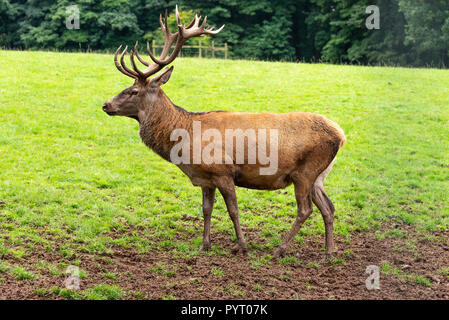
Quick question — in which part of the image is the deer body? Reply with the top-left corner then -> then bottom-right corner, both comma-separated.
103,6 -> 346,258
138,94 -> 344,190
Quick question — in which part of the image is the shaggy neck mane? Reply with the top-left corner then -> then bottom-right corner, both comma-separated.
139,90 -> 192,161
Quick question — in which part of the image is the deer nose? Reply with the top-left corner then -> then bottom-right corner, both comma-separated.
102,103 -> 110,111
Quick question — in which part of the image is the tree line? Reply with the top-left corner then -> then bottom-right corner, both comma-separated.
1,0 -> 449,67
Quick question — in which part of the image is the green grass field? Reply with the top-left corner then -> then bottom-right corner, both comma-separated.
0,50 -> 448,299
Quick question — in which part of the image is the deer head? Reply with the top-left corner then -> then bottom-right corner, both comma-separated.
102,6 -> 224,120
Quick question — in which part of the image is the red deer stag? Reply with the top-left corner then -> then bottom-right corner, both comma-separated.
102,6 -> 346,259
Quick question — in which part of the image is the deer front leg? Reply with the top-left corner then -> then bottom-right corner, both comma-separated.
213,176 -> 248,255
200,187 -> 216,251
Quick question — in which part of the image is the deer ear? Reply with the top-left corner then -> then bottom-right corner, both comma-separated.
149,66 -> 174,87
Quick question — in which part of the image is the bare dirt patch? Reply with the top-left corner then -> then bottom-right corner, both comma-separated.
0,224 -> 448,300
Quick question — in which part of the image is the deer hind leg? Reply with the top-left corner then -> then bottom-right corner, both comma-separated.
312,159 -> 337,259
273,172 -> 314,258
200,187 -> 216,251
213,176 -> 248,255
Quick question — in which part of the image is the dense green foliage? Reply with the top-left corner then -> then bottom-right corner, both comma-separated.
1,0 -> 449,67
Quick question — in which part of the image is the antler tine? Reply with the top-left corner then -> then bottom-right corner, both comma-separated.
160,9 -> 171,36
146,41 -> 167,65
200,16 -> 207,29
159,13 -> 164,32
114,45 -> 135,78
129,48 -> 146,78
205,24 -> 225,35
146,41 -> 154,61
119,46 -> 139,78
114,45 -> 139,79
165,9 -> 169,31
176,5 -> 182,26
194,15 -> 201,28
134,41 -> 150,66
186,13 -> 197,29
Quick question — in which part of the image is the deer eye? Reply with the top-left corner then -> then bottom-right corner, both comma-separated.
130,90 -> 138,96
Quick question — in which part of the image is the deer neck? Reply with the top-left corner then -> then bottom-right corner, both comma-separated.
138,90 -> 192,162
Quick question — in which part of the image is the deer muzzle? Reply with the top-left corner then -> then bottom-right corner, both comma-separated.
102,102 -> 117,116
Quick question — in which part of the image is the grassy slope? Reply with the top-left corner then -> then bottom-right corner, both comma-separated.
0,50 -> 448,287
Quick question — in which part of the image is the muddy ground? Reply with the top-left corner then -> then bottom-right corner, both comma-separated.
0,223 -> 448,300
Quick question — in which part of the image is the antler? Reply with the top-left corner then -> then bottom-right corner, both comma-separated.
113,5 -> 225,83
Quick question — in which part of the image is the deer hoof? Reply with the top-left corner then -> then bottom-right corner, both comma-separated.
324,253 -> 335,262
199,244 -> 211,252
273,247 -> 286,258
231,246 -> 248,256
